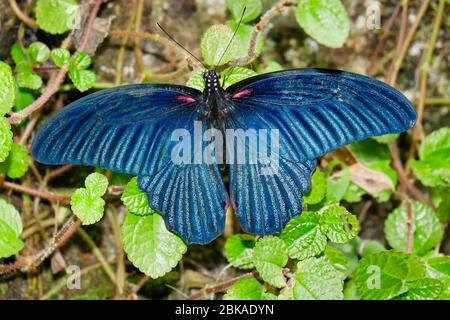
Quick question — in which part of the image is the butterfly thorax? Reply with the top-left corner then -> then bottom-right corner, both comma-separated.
201,70 -> 233,125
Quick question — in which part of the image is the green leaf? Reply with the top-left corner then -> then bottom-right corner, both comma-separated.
437,196 -> 450,222
200,24 -> 239,67
396,278 -> 443,300
326,160 -> 349,202
0,198 -> 23,236
303,169 -> 327,205
221,66 -> 257,89
385,201 -> 444,255
373,133 -> 399,144
36,0 -> 79,34
0,117 -> 13,162
0,199 -> 24,258
343,278 -> 360,300
280,212 -> 327,260
360,240 -> 385,257
85,172 -> 108,197
354,251 -> 425,300
16,71 -> 43,90
329,239 -> 360,275
223,278 -> 268,300
293,256 -> 344,300
0,144 -> 29,179
121,212 -> 187,278
427,256 -> 450,279
320,205 -> 359,243
0,61 -> 16,116
14,87 -> 34,111
71,188 -> 105,225
69,70 -> 96,92
27,42 -> 50,64
227,20 -> 264,60
224,234 -> 256,269
252,236 -> 288,288
226,0 -> 263,23
257,61 -> 283,74
186,69 -> 206,92
411,127 -> 450,187
0,220 -> 24,259
295,0 -> 350,48
324,245 -> 349,278
121,177 -> 154,216
70,52 -> 92,70
51,48 -> 71,67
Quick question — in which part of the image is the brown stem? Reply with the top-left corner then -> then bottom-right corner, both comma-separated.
405,200 -> 414,253
186,272 -> 256,300
8,0 -> 38,29
8,0 -> 104,124
2,180 -> 71,203
233,1 -> 297,65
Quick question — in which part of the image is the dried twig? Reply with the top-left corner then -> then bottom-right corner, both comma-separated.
8,0 -> 38,29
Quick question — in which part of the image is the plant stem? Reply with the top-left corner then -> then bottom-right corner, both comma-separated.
8,0 -> 38,29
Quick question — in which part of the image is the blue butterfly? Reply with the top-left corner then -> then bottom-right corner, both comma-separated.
31,68 -> 416,244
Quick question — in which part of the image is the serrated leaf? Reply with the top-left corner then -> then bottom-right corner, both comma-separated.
0,61 -> 16,116
397,278 -> 443,300
224,234 -> 256,269
85,172 -> 108,197
227,20 -> 264,60
304,169 -> 327,205
320,205 -> 359,243
0,198 -> 23,236
121,212 -> 187,278
354,251 -> 425,300
27,42 -> 50,64
0,117 -> 13,162
427,256 -> 450,279
385,201 -> 444,255
280,212 -> 327,260
69,69 -> 96,92
186,69 -> 206,92
36,0 -> 79,34
226,0 -> 263,23
253,236 -> 288,288
0,220 -> 24,259
70,52 -> 91,70
51,48 -> 70,67
0,144 -> 29,179
221,66 -> 257,89
121,177 -> 154,216
0,199 -> 24,258
223,278 -> 268,300
293,256 -> 344,300
16,71 -> 43,90
295,0 -> 350,48
71,188 -> 105,225
200,24 -> 239,67
411,127 -> 450,187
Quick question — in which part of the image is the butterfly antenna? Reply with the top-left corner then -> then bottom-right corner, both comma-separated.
157,22 -> 206,68
216,6 -> 247,68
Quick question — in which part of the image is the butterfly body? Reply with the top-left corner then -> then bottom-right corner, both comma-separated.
32,68 -> 417,244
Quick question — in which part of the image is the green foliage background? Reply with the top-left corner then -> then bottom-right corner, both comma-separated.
0,0 -> 448,300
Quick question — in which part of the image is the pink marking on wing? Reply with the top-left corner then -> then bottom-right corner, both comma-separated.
176,95 -> 196,103
232,89 -> 252,99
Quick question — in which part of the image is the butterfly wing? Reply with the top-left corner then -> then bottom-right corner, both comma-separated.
226,68 -> 417,163
32,84 -> 228,244
225,68 -> 416,235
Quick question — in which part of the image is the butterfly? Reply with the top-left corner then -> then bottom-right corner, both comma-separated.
31,68 -> 417,244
